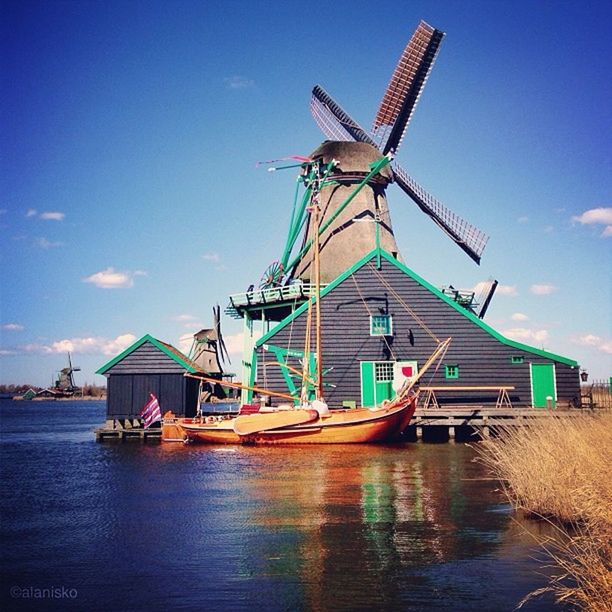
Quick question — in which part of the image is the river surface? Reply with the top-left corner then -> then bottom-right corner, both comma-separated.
0,400 -> 565,611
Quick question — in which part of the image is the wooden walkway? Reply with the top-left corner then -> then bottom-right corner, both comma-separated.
410,406 -> 577,441
95,406 -> 576,442
95,427 -> 161,441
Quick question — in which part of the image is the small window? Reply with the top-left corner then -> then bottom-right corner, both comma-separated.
445,364 -> 459,379
370,314 -> 393,336
511,356 -> 524,364
375,362 -> 394,382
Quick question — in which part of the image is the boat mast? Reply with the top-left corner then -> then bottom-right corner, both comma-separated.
313,163 -> 323,401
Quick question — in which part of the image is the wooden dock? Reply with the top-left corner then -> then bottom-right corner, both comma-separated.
95,406 -> 581,442
408,406 -> 579,442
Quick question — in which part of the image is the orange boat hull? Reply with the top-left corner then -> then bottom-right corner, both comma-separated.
163,397 -> 416,445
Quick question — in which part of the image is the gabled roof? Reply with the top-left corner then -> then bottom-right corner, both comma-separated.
256,248 -> 578,367
96,334 -> 201,375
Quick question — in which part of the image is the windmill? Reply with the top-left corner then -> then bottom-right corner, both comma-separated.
286,20 -> 488,282
188,305 -> 230,374
55,353 -> 81,393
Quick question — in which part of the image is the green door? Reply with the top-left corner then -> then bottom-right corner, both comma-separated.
530,363 -> 556,408
361,361 -> 395,407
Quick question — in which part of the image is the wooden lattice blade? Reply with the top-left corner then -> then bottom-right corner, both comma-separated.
310,85 -> 378,146
392,163 -> 488,264
373,21 -> 445,155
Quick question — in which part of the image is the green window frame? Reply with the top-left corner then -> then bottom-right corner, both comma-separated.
445,364 -> 459,379
370,314 -> 393,336
511,355 -> 524,364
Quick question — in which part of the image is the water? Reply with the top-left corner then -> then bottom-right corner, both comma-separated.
0,400 -> 566,611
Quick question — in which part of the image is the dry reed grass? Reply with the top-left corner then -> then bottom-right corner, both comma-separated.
476,413 -> 612,611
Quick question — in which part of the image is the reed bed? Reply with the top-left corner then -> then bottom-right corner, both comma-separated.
476,413 -> 612,611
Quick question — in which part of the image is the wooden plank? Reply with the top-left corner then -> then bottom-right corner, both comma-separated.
233,409 -> 319,435
420,386 -> 515,391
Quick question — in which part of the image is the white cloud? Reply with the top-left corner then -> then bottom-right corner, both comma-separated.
572,207 -> 612,225
21,333 -> 137,356
224,75 -> 255,89
511,313 -> 529,322
572,207 -> 612,238
473,281 -> 517,297
2,323 -> 25,331
530,283 -> 557,296
172,314 -> 205,330
0,349 -> 16,356
571,334 -> 612,355
83,267 -> 144,289
496,285 -> 518,296
40,211 -> 65,221
504,327 -> 549,345
36,237 -> 64,249
26,208 -> 37,217
178,333 -> 194,355
202,252 -> 221,263
173,314 -> 197,322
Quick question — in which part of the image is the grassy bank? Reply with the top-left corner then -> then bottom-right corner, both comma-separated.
477,413 -> 612,611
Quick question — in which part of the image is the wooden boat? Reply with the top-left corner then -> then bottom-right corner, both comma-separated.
164,395 -> 416,444
163,158 -> 450,445
163,392 -> 418,445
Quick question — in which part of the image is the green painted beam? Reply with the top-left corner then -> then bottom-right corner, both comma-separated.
285,156 -> 391,273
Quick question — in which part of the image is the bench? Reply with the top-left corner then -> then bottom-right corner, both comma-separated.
419,386 -> 515,409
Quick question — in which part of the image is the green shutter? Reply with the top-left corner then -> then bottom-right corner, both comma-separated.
360,362 -> 375,407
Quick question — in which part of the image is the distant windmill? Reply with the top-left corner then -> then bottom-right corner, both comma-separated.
189,305 -> 230,374
55,353 -> 81,393
294,20 -> 488,280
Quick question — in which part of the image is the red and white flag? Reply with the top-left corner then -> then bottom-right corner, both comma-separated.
140,393 -> 161,429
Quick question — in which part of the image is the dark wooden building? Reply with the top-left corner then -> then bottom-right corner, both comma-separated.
247,249 -> 581,409
96,334 -> 201,425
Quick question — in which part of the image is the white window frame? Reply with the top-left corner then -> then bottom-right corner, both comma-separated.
370,314 -> 393,337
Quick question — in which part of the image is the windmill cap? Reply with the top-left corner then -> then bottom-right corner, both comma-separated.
310,141 -> 393,182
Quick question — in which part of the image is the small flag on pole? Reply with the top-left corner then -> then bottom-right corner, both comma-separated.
140,393 -> 161,429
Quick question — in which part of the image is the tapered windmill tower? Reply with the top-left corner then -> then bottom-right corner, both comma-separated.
289,20 -> 488,283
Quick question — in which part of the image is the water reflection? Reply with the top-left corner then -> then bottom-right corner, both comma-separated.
228,444 -> 550,610
0,402 -> 563,611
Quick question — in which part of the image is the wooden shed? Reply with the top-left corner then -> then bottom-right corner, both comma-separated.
96,334 -> 201,426
243,249 -> 581,409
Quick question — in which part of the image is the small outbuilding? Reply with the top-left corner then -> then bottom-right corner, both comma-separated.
96,334 -> 202,428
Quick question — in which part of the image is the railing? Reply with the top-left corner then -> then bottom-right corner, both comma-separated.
581,380 -> 612,411
226,282 -> 327,317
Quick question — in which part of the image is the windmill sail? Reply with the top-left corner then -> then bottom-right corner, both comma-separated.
392,164 -> 488,264
372,21 -> 445,155
309,84 -> 489,264
310,86 -> 376,145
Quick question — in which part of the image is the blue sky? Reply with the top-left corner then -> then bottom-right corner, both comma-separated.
1,0 -> 610,388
